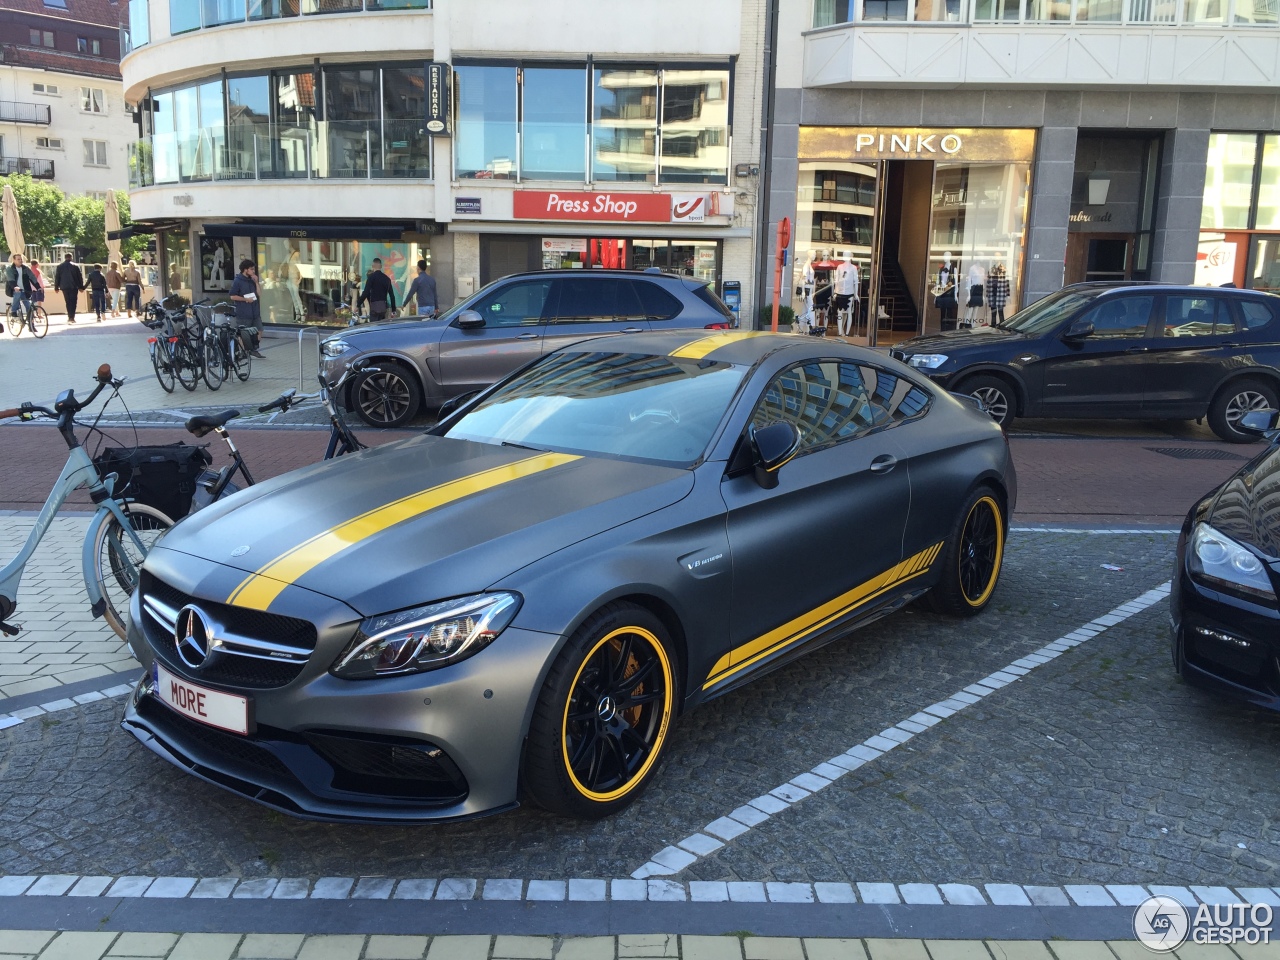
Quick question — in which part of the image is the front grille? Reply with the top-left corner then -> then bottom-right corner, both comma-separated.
140,571 -> 317,689
137,695 -> 293,780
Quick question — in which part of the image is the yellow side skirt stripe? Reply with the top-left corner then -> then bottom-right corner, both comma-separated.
703,541 -> 943,691
669,330 -> 778,360
227,452 -> 580,612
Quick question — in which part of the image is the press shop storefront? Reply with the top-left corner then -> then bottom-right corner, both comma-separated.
795,127 -> 1037,346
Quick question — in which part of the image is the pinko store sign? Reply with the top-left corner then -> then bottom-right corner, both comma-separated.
513,191 -> 715,223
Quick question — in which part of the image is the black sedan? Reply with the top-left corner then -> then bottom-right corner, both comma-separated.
1172,409 -> 1280,710
891,283 -> 1280,442
123,331 -> 1015,822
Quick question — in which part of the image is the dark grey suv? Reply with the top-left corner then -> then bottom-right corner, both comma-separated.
321,269 -> 737,427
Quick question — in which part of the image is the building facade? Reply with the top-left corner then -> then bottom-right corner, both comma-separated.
122,0 -> 766,324
770,0 -> 1280,343
0,0 -> 133,200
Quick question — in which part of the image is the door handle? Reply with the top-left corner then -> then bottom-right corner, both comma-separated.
621,327 -> 644,334
516,333 -> 539,340
870,454 -> 897,474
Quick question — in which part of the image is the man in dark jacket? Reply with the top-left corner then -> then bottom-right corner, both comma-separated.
358,259 -> 396,321
229,259 -> 266,358
53,253 -> 84,324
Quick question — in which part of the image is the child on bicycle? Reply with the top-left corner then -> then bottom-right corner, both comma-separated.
5,254 -> 38,322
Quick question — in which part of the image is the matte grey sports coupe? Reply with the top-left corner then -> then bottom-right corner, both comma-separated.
123,330 -> 1017,822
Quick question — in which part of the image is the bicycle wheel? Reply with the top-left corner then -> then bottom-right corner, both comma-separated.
151,343 -> 175,393
7,308 -> 23,337
93,501 -> 173,639
175,337 -> 201,391
30,306 -> 48,338
203,336 -> 227,390
232,332 -> 252,381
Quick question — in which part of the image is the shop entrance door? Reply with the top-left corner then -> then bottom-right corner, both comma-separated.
1065,234 -> 1133,285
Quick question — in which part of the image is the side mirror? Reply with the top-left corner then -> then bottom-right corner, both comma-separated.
455,310 -> 485,330
1062,319 -> 1094,341
1238,408 -> 1280,440
750,421 -> 801,490
437,390 -> 480,420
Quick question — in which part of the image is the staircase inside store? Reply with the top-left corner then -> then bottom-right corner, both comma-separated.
876,258 -> 918,334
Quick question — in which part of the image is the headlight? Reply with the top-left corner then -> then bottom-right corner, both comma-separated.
331,593 -> 520,679
1188,523 -> 1276,603
907,354 -> 948,370
321,339 -> 350,358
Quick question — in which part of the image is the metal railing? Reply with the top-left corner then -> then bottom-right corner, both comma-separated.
0,101 -> 52,125
0,157 -> 55,178
815,0 -> 1279,25
167,0 -> 428,35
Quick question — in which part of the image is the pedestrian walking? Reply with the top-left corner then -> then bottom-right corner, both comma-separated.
405,259 -> 437,317
86,263 -> 108,321
229,258 -> 266,358
106,261 -> 123,317
5,253 -> 38,324
122,260 -> 143,317
357,258 -> 396,321
53,253 -> 84,324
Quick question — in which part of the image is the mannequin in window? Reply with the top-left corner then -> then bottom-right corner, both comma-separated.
933,252 -> 958,329
963,261 -> 987,327
986,263 -> 1010,326
833,254 -> 860,338
798,253 -> 816,331
284,249 -> 304,321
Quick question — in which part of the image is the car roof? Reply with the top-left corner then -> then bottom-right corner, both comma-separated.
495,269 -> 696,284
1068,282 -> 1279,299
554,329 -> 903,367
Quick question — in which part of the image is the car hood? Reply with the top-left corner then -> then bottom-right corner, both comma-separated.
896,327 -> 1027,354
324,316 -> 449,342
1206,442 -> 1280,562
158,435 -> 693,617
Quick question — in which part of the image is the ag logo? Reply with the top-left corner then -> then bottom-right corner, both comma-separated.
1133,895 -> 1190,951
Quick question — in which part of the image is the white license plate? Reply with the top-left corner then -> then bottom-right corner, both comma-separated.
154,662 -> 249,736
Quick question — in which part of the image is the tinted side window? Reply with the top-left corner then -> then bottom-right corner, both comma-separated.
1163,296 -> 1229,338
1240,300 -> 1277,332
860,366 -> 931,424
472,280 -> 552,328
751,362 -> 876,454
1080,296 -> 1155,339
692,282 -> 734,321
549,277 -> 619,324
631,280 -> 682,321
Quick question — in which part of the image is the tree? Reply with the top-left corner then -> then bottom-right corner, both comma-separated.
0,173 -> 71,252
65,193 -> 107,262
114,191 -> 150,262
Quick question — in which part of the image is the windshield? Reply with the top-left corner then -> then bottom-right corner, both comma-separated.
999,287 -> 1105,335
442,351 -> 746,466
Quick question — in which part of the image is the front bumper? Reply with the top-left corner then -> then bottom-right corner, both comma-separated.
1172,531 -> 1280,713
122,560 -> 565,823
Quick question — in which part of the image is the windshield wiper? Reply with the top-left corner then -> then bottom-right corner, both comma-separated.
500,440 -> 548,452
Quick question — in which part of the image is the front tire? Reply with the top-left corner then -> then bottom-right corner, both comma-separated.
352,362 -> 421,428
1208,377 -> 1277,443
174,339 -> 201,392
926,487 -> 1006,617
522,603 -> 678,819
93,502 -> 174,639
959,374 -> 1016,428
151,344 -> 175,393
203,338 -> 227,390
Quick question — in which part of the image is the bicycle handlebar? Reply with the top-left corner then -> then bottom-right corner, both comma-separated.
258,389 -> 297,413
5,365 -> 117,421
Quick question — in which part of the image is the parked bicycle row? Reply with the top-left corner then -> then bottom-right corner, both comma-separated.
142,297 -> 265,394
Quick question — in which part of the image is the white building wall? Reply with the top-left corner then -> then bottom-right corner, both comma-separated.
0,65 -> 133,198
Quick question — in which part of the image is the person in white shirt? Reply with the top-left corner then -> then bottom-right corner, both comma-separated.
833,256 -> 860,337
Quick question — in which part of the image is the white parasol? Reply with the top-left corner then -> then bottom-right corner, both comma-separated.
2,182 -> 25,258
104,190 -> 122,266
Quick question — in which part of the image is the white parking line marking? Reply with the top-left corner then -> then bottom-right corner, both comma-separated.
628,581 -> 1173,881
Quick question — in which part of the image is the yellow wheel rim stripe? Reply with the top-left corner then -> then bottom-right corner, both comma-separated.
961,495 -> 1004,608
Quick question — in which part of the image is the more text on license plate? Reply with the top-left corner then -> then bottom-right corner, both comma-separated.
154,662 -> 248,735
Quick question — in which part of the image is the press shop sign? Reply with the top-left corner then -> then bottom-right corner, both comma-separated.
513,191 -> 715,224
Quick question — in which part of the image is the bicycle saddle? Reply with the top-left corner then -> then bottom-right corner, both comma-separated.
185,410 -> 241,437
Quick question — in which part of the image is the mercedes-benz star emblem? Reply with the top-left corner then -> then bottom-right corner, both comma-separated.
175,605 -> 215,670
230,545 -> 250,557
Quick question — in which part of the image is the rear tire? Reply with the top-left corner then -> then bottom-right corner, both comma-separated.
926,486 -> 1006,617
522,603 -> 678,819
94,502 -> 173,639
30,306 -> 48,338
352,362 -> 421,428
1208,377 -> 1277,443
175,338 -> 200,392
151,344 -> 175,393
232,331 -> 252,381
203,338 -> 227,390
958,374 -> 1015,428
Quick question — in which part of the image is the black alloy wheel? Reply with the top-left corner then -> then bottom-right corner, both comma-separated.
352,362 -> 422,428
927,487 -> 1005,617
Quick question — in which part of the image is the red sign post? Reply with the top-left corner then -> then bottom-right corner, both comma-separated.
771,217 -> 791,333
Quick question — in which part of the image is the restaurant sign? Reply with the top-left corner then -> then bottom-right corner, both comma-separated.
799,127 -> 1037,163
424,63 -> 451,135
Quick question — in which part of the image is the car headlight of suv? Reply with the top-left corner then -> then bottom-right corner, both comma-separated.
1188,523 -> 1276,603
321,338 -> 350,358
331,593 -> 521,679
906,354 -> 948,370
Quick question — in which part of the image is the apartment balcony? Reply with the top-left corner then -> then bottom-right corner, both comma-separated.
0,101 -> 52,125
0,157 -> 55,178
805,0 -> 1280,87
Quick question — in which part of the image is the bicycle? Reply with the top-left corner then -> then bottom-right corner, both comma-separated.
142,299 -> 203,392
0,364 -> 174,640
197,303 -> 252,390
6,297 -> 49,338
187,359 -> 373,512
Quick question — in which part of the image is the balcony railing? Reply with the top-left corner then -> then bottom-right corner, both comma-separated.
814,0 -> 1279,26
129,120 -> 431,187
0,157 -> 55,179
0,101 -> 52,125
168,0 -> 427,34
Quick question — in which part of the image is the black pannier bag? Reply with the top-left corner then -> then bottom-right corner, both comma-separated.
94,443 -> 212,520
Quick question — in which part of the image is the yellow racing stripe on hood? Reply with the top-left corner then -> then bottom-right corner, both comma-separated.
669,330 -> 778,361
227,452 -> 580,611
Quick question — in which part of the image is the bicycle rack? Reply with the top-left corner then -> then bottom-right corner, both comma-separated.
297,326 -> 321,392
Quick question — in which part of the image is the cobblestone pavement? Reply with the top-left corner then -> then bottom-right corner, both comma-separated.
1,530 -> 1276,889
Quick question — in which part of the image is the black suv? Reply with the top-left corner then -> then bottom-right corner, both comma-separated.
892,283 -> 1280,442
